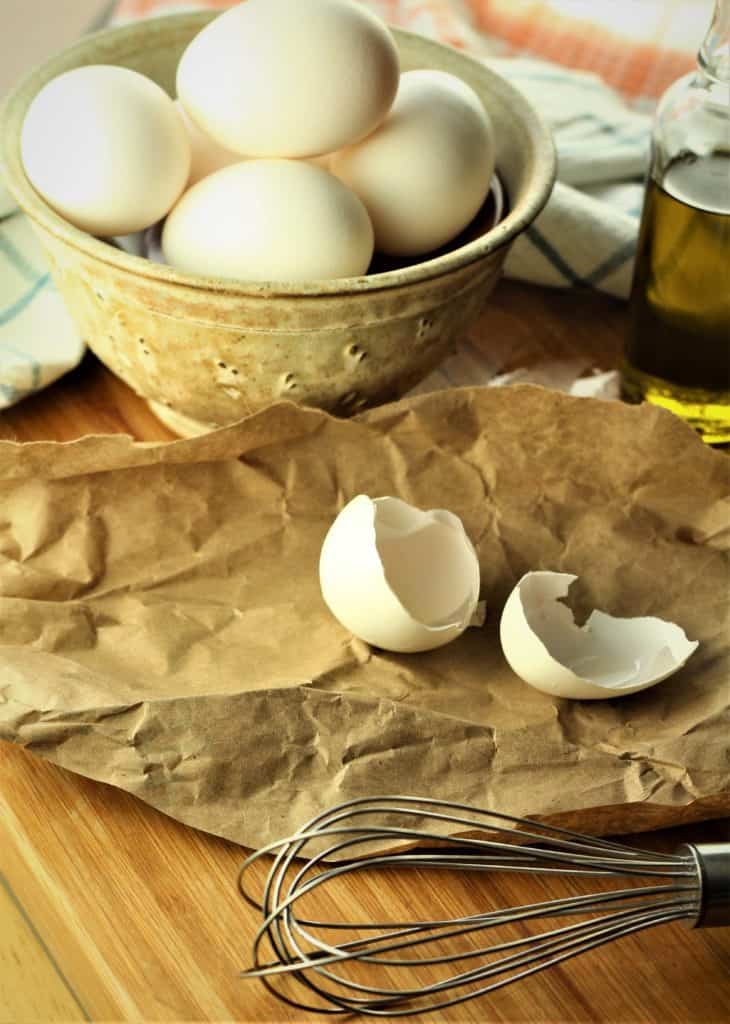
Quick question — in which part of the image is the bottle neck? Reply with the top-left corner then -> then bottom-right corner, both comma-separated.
699,0 -> 730,81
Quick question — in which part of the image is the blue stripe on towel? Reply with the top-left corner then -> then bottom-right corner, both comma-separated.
0,341 -> 42,390
0,344 -> 39,404
0,381 -> 38,404
505,69 -> 609,94
560,131 -> 648,152
0,273 -> 51,326
585,238 -> 637,286
525,225 -> 585,286
526,226 -> 636,291
0,225 -> 41,282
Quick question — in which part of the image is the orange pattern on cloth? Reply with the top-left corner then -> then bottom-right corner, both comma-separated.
118,0 -> 230,14
113,0 -> 699,102
113,0 -> 474,49
469,1 -> 695,99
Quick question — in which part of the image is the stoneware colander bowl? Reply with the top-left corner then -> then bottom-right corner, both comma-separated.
0,12 -> 555,436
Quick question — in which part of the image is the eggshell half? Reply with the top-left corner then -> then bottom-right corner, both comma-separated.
176,0 -> 399,158
500,571 -> 699,700
319,495 -> 481,653
162,159 -> 374,282
21,65 -> 190,236
330,69 -> 495,256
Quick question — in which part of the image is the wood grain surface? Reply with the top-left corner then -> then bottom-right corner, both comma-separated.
1,279 -> 729,1022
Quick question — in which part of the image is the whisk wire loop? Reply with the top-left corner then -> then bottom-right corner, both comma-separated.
239,796 -> 723,1017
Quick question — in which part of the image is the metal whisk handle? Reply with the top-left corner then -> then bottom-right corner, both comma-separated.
682,843 -> 730,928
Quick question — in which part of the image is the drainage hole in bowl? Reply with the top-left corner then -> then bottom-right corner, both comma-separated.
345,342 -> 368,364
216,360 -> 241,377
339,390 -> 368,413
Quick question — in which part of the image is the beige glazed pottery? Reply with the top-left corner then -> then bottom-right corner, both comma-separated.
0,13 -> 556,435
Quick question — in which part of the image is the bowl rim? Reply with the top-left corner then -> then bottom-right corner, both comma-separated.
0,12 -> 556,298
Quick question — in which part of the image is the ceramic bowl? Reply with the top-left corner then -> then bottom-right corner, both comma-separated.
0,13 -> 555,435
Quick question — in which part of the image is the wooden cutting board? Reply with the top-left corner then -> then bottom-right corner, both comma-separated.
1,280 -> 729,1022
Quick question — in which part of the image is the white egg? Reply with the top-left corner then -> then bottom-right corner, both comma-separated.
330,69 -> 495,256
176,0 -> 399,158
21,65 -> 190,236
162,159 -> 374,282
500,572 -> 699,700
319,495 -> 481,653
175,100 -> 242,187
308,153 -> 334,172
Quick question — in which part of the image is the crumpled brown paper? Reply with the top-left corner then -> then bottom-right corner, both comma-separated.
1,385 -> 728,849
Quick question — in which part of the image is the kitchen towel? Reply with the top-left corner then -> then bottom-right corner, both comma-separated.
0,210 -> 85,408
0,0 -> 699,409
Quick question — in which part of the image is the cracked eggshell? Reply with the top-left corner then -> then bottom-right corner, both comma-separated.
500,571 -> 699,700
319,495 -> 481,653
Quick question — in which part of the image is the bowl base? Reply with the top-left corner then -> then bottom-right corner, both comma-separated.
147,399 -> 218,438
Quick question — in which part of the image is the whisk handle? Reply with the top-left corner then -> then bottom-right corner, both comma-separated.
682,843 -> 730,928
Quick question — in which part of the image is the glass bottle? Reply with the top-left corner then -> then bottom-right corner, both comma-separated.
622,0 -> 730,444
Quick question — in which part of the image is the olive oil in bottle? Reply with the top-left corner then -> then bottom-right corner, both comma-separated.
622,0 -> 730,444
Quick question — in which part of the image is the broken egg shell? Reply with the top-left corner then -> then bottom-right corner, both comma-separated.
319,495 -> 481,654
499,571 -> 699,700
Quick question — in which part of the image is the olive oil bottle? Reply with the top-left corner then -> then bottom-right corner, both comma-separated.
622,0 -> 730,444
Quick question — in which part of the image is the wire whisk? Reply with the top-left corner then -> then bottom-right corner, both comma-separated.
239,795 -> 729,1017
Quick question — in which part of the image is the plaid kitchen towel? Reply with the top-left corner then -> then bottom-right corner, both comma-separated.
0,0 -> 701,409
0,211 -> 85,408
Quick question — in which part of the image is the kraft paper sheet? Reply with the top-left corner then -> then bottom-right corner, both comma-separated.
1,385 -> 728,848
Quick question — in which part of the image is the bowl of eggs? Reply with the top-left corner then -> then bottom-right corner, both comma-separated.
0,0 -> 555,435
